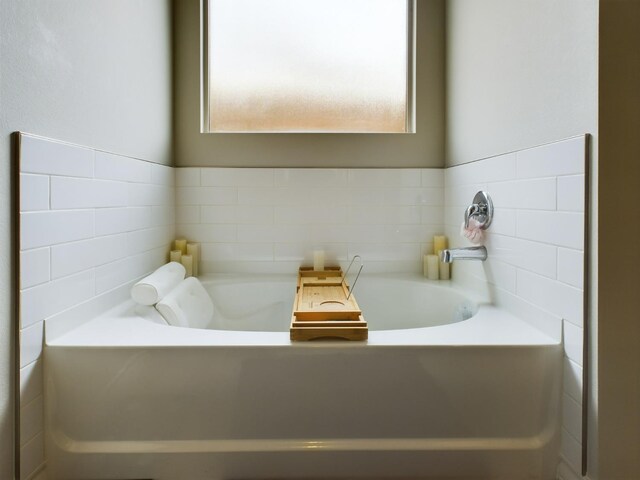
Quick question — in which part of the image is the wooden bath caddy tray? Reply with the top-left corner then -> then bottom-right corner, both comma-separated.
290,267 -> 368,341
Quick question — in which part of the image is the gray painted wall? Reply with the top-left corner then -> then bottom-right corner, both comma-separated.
0,1 -> 173,476
173,0 -> 445,168
446,0 -> 598,166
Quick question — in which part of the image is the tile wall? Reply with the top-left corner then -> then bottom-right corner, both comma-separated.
175,168 -> 445,273
444,136 -> 587,478
17,133 -> 587,480
18,133 -> 175,479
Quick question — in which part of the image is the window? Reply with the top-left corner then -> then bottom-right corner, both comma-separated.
205,0 -> 415,133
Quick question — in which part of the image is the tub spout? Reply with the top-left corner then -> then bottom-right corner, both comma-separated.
440,246 -> 487,263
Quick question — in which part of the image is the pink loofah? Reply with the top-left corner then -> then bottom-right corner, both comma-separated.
460,218 -> 485,245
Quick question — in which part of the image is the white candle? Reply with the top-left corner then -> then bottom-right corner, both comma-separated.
423,255 -> 430,277
181,254 -> 193,277
187,242 -> 200,277
426,254 -> 439,280
170,250 -> 182,263
433,235 -> 448,253
313,250 -> 325,271
439,260 -> 450,280
175,238 -> 187,255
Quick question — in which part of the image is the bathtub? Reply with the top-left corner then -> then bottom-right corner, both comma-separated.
45,273 -> 562,480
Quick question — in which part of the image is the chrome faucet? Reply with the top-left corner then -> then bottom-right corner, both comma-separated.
440,246 -> 487,263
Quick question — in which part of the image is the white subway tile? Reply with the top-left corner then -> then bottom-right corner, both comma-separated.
201,205 -> 273,224
564,320 -> 584,366
20,174 -> 49,212
276,168 -> 344,187
19,431 -> 44,480
176,224 -> 237,243
517,211 -> 584,250
95,208 -> 132,236
20,359 -> 43,407
421,169 -> 444,187
21,135 -> 94,178
420,206 -> 444,225
21,270 -> 95,328
557,175 -> 585,212
348,205 -> 421,225
274,243 -> 348,263
127,226 -> 174,254
487,208 -> 516,236
517,136 -> 586,179
347,243 -> 420,262
95,252 -> 154,294
200,243 -> 236,262
20,395 -> 43,446
484,260 -> 517,293
51,177 -> 128,209
151,205 -> 176,227
176,206 -> 200,224
486,235 -> 557,279
95,151 -> 151,183
129,183 -> 174,207
176,167 -> 201,186
347,169 -> 421,187
21,210 -> 94,250
562,393 -> 582,443
50,234 -> 131,279
20,321 -> 44,368
445,183 -> 487,208
20,248 -> 50,289
487,178 -> 556,210
275,205 -> 347,225
560,428 -> 582,474
517,270 -> 583,327
176,186 -> 237,205
237,224 -> 308,243
128,207 -> 152,230
236,243 -> 275,261
203,168 -> 274,186
151,163 -> 175,186
558,248 -> 584,289
564,358 -> 583,404
445,153 -> 516,186
349,187 -> 443,206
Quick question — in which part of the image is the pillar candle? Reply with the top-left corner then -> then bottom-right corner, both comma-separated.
433,235 -> 448,253
313,250 -> 325,271
187,242 -> 200,277
175,238 -> 187,255
439,261 -> 450,280
423,255 -> 430,277
426,254 -> 439,280
181,254 -> 193,277
170,250 -> 182,263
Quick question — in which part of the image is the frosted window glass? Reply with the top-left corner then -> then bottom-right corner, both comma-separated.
208,0 -> 411,133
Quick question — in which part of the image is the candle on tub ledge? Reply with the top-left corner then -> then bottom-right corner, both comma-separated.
181,254 -> 193,277
187,242 -> 200,277
426,254 -> 439,280
439,260 -> 450,280
174,238 -> 187,255
433,235 -> 448,253
313,250 -> 325,271
170,250 -> 182,263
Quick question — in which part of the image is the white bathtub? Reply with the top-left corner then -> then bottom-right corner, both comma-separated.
45,273 -> 562,480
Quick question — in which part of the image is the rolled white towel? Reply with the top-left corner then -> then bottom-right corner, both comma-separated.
156,277 -> 214,329
131,262 -> 186,306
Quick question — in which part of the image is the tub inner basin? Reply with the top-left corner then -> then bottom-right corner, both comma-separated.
203,273 -> 478,332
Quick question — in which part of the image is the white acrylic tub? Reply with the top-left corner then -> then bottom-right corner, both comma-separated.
45,274 -> 562,480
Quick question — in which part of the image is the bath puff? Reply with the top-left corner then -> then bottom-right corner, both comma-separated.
156,277 -> 214,329
460,218 -> 485,245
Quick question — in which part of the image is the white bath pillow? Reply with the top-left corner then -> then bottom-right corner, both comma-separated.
131,262 -> 186,306
156,277 -> 214,329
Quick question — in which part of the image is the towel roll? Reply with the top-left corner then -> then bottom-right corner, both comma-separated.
131,262 -> 186,306
155,277 -> 214,329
